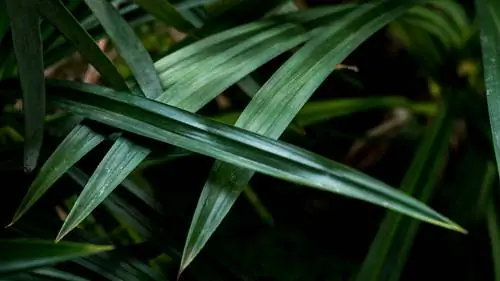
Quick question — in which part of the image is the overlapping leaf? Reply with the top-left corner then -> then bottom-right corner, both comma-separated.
180,0 -> 439,271
84,0 -> 163,97
50,0 -> 164,240
10,124 -> 104,224
57,138 -> 149,240
18,3 -> 358,238
39,80 -> 462,232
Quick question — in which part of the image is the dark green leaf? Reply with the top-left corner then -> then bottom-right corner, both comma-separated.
5,0 -> 45,171
0,239 -> 112,275
57,137 -> 149,241
84,0 -> 162,98
39,0 -> 128,91
181,0 -> 435,271
10,124 -> 104,225
476,0 -> 500,179
31,268 -> 90,281
41,80 -> 462,234
135,0 -> 194,32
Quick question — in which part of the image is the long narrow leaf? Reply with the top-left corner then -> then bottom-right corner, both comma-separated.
0,239 -> 112,275
84,0 -> 162,98
39,0 -> 128,91
40,80 -> 462,231
54,0 -> 165,238
181,0 -> 433,271
476,0 -> 500,178
10,124 -> 104,224
5,0 -> 45,172
54,6 -> 351,239
57,137 -> 149,240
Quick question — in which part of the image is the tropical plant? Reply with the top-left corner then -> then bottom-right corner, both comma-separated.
0,0 -> 499,280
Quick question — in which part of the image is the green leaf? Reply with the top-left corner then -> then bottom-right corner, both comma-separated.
136,0 -> 194,32
0,239 -> 113,275
156,23 -> 311,111
181,0 -> 434,271
54,0 -> 164,239
355,98 -> 456,281
57,137 -> 149,241
5,0 -> 45,172
53,5 -> 353,239
41,80 -> 462,230
476,0 -> 500,179
487,199 -> 500,281
39,0 -> 128,91
10,124 -> 105,224
83,0 -> 162,98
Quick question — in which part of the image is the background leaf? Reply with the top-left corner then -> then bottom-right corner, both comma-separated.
355,95 -> 456,281
0,239 -> 112,275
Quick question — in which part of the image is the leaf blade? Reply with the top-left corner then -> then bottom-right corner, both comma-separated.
10,124 -> 105,224
84,0 -> 162,98
41,80 -> 462,233
39,0 -> 128,91
476,0 -> 500,178
5,0 -> 45,171
56,137 -> 149,240
135,0 -> 194,32
0,239 -> 112,275
181,0 -> 434,271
